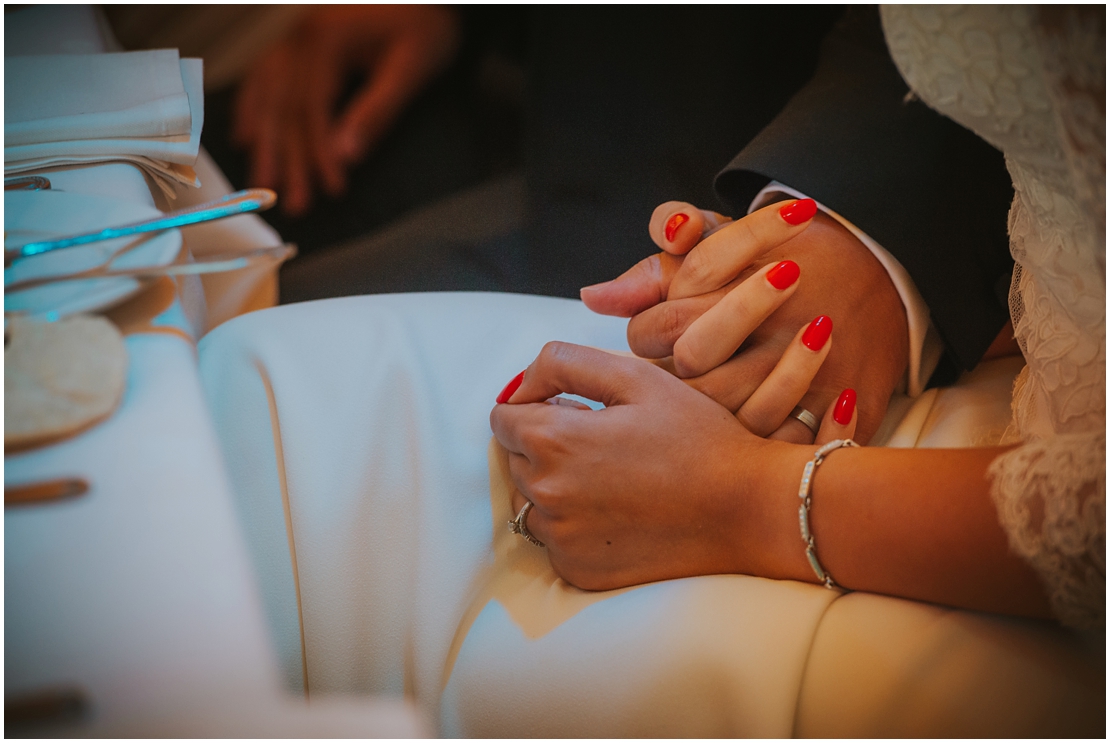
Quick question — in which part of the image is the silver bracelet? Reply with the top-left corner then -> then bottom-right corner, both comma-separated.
798,438 -> 858,588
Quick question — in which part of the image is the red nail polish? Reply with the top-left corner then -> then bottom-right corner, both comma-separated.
833,388 -> 856,426
779,198 -> 817,225
496,370 -> 526,404
802,315 -> 832,351
665,212 -> 689,242
765,260 -> 800,290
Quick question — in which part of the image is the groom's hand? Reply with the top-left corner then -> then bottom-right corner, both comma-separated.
581,212 -> 907,444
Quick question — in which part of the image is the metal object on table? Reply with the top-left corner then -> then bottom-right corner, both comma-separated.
5,477 -> 89,506
5,175 -> 52,191
4,188 -> 277,266
4,244 -> 297,295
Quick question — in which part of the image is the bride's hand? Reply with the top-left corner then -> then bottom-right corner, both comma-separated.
582,199 -> 906,444
489,342 -> 856,590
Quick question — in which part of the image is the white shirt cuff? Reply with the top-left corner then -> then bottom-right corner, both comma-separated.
750,182 -> 942,397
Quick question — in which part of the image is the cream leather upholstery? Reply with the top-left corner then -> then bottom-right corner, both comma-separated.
198,293 -> 1104,736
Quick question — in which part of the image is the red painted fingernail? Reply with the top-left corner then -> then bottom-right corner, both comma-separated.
833,388 -> 857,426
779,198 -> 817,225
802,315 -> 832,351
496,370 -> 526,404
765,260 -> 800,290
665,212 -> 689,242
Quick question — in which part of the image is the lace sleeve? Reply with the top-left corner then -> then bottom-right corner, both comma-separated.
1034,6 -> 1106,256
988,432 -> 1106,629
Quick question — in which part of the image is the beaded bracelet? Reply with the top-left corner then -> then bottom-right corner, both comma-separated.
798,438 -> 858,588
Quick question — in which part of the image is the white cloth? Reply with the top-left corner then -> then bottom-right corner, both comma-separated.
5,51 -> 191,145
882,4 -> 1105,629
751,183 -> 944,396
3,5 -> 426,734
6,333 -> 425,737
197,292 -> 1103,736
4,44 -> 204,198
4,56 -> 202,165
5,155 -> 199,201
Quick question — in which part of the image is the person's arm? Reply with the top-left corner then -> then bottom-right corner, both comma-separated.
714,6 -> 1014,382
740,442 -> 1049,618
490,343 -> 1052,619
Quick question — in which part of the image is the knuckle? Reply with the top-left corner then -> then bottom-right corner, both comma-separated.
729,287 -> 759,320
672,339 -> 703,379
518,425 -> 552,453
735,218 -> 761,250
627,304 -> 686,357
657,302 -> 692,343
625,319 -> 652,357
631,253 -> 664,294
680,250 -> 715,290
525,475 -> 558,505
735,407 -> 760,433
685,374 -> 729,408
540,340 -> 573,365
777,365 -> 814,391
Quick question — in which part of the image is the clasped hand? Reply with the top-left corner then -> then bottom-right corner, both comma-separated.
490,198 -> 909,590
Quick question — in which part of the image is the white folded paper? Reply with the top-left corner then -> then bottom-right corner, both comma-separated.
5,51 -> 204,196
4,155 -> 199,200
6,50 -> 190,145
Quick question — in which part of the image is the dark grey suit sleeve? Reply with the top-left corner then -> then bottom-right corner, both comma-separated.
714,6 -> 1014,379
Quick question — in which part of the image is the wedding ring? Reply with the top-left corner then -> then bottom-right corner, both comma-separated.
789,405 -> 820,436
508,501 -> 545,547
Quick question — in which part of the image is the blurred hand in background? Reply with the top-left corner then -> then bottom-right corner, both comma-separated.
232,5 -> 461,216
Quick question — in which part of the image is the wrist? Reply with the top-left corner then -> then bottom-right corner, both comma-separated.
729,439 -> 817,582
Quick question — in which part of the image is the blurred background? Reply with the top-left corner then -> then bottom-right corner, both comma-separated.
104,5 -> 844,303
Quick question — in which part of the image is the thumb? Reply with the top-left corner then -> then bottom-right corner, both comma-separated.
579,252 -> 683,317
500,342 -> 652,408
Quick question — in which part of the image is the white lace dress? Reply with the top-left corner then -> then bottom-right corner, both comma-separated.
881,5 -> 1105,628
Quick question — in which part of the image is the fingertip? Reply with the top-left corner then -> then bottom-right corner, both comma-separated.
801,315 -> 833,352
664,212 -> 690,243
580,254 -> 672,317
670,336 -> 702,380
320,166 -> 347,198
661,209 -> 705,255
579,281 -> 621,316
330,121 -> 365,163
649,201 -> 703,253
579,279 -> 612,298
765,260 -> 801,290
338,133 -> 363,162
282,188 -> 310,217
832,388 -> 857,427
496,370 -> 527,404
779,198 -> 818,226
815,388 -> 858,445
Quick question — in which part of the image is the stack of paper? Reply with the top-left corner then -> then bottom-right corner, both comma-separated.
5,50 -> 203,199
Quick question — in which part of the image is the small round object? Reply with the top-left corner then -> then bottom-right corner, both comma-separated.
790,405 -> 820,436
5,314 -> 127,451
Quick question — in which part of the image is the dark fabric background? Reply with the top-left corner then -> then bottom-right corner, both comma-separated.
715,7 -> 1014,376
201,6 -> 843,294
